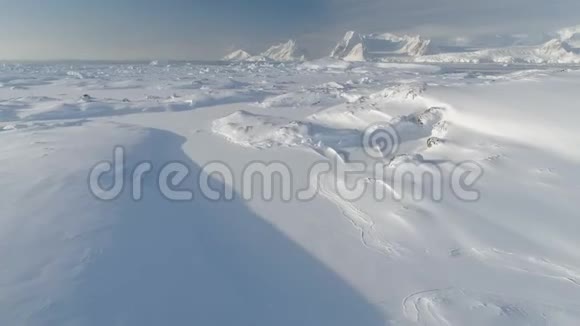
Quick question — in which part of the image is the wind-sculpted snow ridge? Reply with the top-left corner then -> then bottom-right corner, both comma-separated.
331,31 -> 432,61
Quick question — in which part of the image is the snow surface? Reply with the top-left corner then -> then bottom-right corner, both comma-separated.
1,60 -> 580,325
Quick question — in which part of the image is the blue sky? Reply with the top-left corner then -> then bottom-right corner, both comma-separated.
0,0 -> 578,60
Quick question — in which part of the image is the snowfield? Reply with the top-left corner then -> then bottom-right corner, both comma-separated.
1,60 -> 580,325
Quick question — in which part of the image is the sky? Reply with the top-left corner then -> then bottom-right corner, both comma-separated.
0,0 -> 579,60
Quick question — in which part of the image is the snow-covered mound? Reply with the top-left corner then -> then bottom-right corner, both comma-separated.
260,40 -> 307,62
223,49 -> 252,61
212,110 -> 312,149
331,31 -> 431,61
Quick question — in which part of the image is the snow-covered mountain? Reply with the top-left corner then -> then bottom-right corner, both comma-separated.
538,39 -> 577,59
399,35 -> 431,56
342,43 -> 367,62
410,25 -> 580,65
223,49 -> 252,61
220,25 -> 580,65
329,25 -> 580,65
416,38 -> 580,64
330,31 -> 431,61
557,25 -> 580,47
330,31 -> 365,59
221,25 -> 580,64
326,25 -> 580,65
222,40 -> 307,62
260,40 -> 307,62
